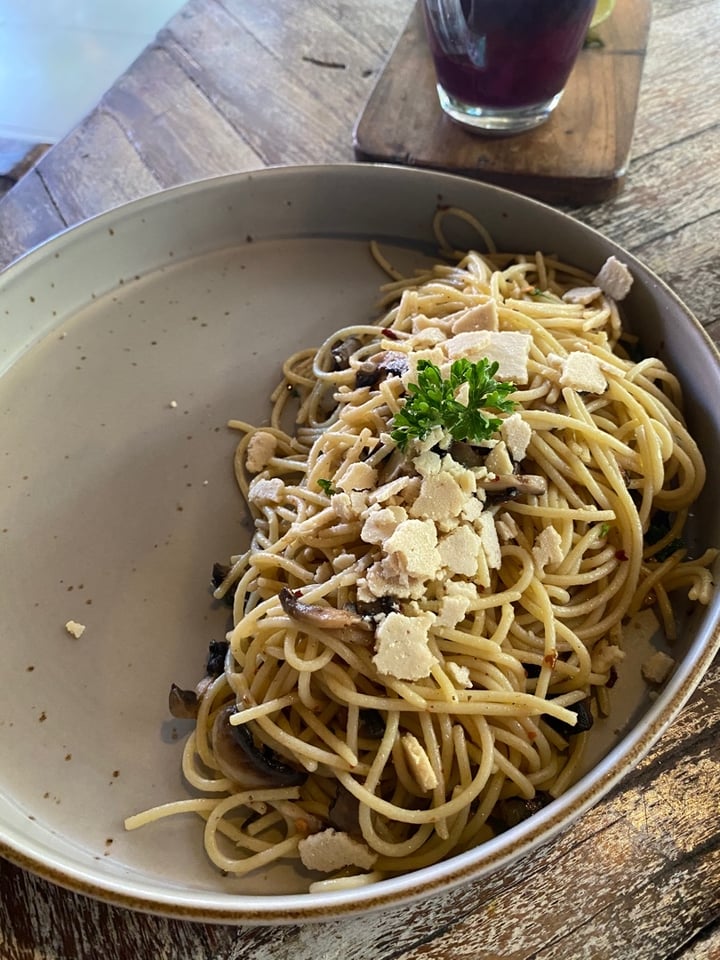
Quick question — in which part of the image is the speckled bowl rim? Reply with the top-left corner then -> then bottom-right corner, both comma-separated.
1,163 -> 718,925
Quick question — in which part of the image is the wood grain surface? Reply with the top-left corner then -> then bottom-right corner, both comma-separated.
353,0 -> 651,204
0,0 -> 719,957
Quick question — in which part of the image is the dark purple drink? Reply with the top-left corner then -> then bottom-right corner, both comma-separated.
423,0 -> 596,132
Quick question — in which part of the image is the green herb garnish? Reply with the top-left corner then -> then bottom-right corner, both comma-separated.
391,358 -> 515,452
599,522 -> 612,538
644,510 -> 684,561
653,538 -> 684,562
317,478 -> 336,496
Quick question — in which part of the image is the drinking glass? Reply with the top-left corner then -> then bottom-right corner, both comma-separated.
422,0 -> 596,134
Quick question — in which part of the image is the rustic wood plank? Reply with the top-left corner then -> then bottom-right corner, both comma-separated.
674,920 -> 720,960
0,170 -> 65,269
653,0 -> 714,16
629,212 -> 720,333
217,0 -> 406,82
632,2 -> 720,157
29,110 -> 162,227
102,43 -> 265,184
308,0 -> 413,59
0,857 -> 237,960
159,0 -> 376,165
568,124 -> 720,249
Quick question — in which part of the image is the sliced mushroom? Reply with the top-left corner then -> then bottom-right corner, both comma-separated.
279,587 -> 373,642
211,562 -> 229,589
448,446 -> 543,500
328,785 -> 361,834
331,336 -> 362,370
168,684 -> 200,720
376,448 -> 410,485
543,698 -> 594,738
211,705 -> 308,788
211,562 -> 237,607
447,441 -> 546,498
355,350 -> 409,389
206,639 -> 229,678
477,473 -> 547,497
449,440 -> 485,468
353,596 -> 400,621
169,637 -> 230,720
359,709 -> 386,740
496,791 -> 553,829
483,487 -> 520,505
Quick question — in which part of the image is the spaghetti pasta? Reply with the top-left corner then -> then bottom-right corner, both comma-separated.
125,215 -> 715,887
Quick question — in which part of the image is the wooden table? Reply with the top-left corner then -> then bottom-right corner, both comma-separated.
1,1 -> 719,956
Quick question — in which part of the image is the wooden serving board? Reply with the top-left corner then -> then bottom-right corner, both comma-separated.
353,0 -> 651,205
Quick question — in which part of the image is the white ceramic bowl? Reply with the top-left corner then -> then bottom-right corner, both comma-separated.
1,164 -> 719,923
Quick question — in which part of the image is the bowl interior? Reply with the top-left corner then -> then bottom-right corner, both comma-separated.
1,165 -> 719,921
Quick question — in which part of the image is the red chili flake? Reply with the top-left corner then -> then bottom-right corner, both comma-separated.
543,652 -> 558,669
615,550 -> 629,561
381,327 -> 399,340
527,729 -> 537,740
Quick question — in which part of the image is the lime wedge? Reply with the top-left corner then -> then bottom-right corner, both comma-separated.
590,0 -> 616,28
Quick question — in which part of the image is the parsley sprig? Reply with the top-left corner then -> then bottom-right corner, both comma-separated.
391,358 -> 516,452
317,478 -> 336,495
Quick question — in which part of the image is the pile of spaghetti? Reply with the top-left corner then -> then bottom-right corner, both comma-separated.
126,215 -> 715,889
